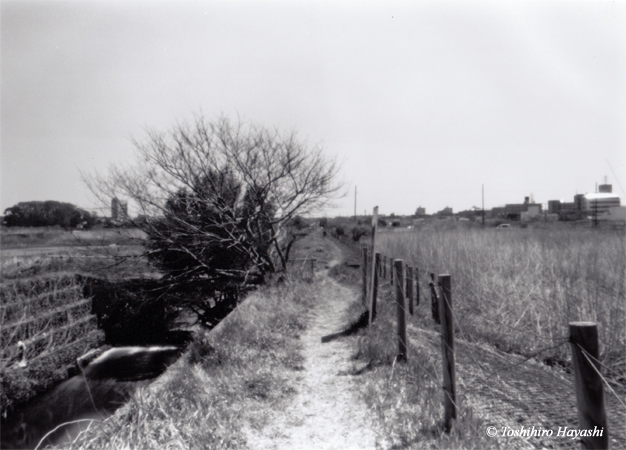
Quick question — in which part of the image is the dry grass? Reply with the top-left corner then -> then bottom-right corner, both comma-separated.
1,227 -> 75,248
1,256 -> 74,280
361,361 -> 496,449
336,279 -> 494,449
1,251 -> 152,285
1,227 -> 146,249
328,224 -> 625,448
377,226 -> 626,372
1,226 -> 150,283
61,277 -> 320,449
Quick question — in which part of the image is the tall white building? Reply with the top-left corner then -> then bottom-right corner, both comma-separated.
583,193 -> 621,215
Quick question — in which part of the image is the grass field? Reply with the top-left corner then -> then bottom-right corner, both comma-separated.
376,224 -> 626,373
1,226 -> 146,249
1,227 -> 151,281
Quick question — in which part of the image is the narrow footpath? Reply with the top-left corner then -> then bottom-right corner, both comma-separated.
245,233 -> 626,450
245,240 -> 379,450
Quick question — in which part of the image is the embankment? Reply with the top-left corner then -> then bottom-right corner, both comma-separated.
1,273 -> 104,417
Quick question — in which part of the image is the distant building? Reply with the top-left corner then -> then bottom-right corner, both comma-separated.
583,193 -> 621,216
548,200 -> 578,214
415,206 -> 426,216
457,208 -> 480,220
495,196 -> 542,220
582,184 -> 620,216
548,193 -> 584,216
547,200 -> 561,214
521,205 -> 541,222
548,184 -> 621,221
436,206 -> 453,216
598,206 -> 626,221
574,194 -> 585,211
505,197 -> 542,214
111,198 -> 128,220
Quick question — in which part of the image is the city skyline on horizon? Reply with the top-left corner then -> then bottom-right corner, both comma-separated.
2,1 -> 624,219
2,175 -> 623,219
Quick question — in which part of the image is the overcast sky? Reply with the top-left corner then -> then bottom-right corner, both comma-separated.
2,0 -> 625,217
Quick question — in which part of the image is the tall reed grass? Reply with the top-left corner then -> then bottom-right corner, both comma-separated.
378,226 -> 626,370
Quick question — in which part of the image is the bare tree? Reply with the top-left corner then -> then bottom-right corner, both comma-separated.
87,116 -> 342,287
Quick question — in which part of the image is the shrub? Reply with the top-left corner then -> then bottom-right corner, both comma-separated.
351,225 -> 370,242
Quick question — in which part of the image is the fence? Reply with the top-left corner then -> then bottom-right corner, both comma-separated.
359,239 -> 624,448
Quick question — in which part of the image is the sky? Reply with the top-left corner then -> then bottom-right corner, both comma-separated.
2,0 -> 625,218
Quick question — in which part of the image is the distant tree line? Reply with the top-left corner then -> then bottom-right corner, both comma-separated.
2,201 -> 95,228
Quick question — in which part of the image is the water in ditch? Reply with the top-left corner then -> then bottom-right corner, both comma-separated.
1,346 -> 183,449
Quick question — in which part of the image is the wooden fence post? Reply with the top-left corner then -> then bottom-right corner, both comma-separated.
372,252 -> 380,323
362,246 -> 368,305
430,273 -> 440,324
415,267 -> 420,307
439,274 -> 456,432
406,266 -> 414,315
569,322 -> 608,449
383,256 -> 391,279
367,207 -> 379,326
390,258 -> 395,285
394,260 -> 408,362
382,255 -> 387,279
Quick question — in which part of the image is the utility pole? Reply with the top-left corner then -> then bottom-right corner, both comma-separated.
594,182 -> 598,228
482,184 -> 485,226
354,186 -> 357,222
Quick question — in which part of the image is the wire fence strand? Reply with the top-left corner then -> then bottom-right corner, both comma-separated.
578,344 -> 626,412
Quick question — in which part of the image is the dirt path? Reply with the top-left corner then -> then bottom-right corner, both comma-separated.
245,240 -> 379,450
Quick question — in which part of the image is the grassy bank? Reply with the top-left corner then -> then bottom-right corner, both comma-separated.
62,276 -> 320,449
